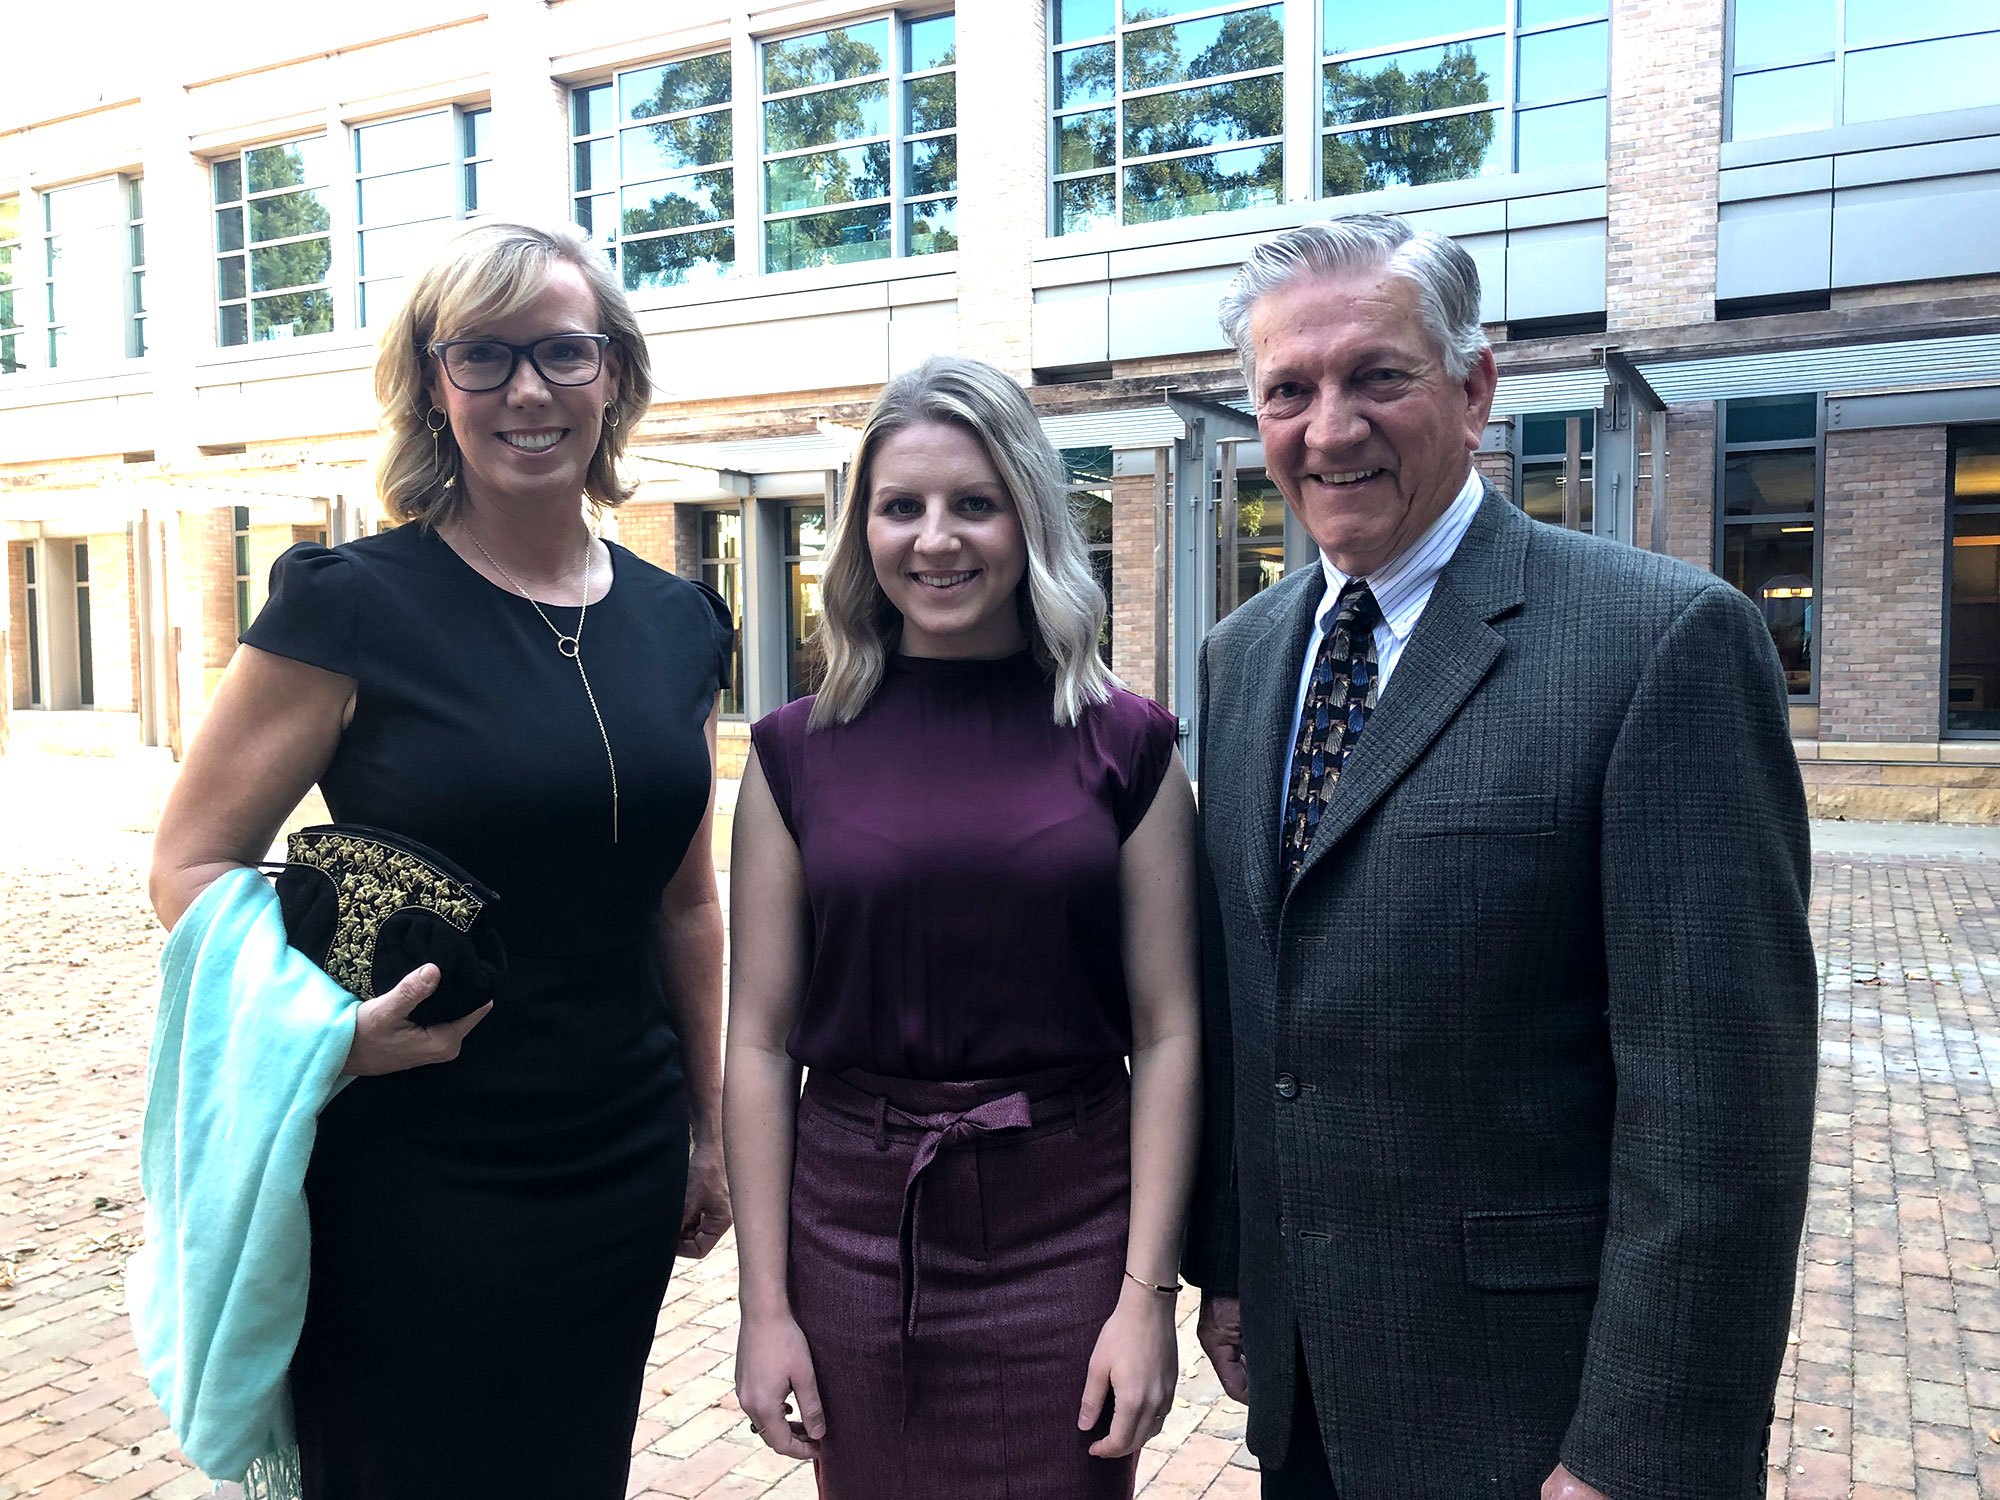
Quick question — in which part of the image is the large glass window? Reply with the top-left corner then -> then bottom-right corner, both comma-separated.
1517,410 -> 1594,530
214,137 -> 334,345
1064,447 -> 1115,662
761,14 -> 958,272
1050,0 -> 1284,234
23,545 -> 42,707
0,179 -> 145,373
128,178 -> 147,358
73,542 -> 93,709
0,198 -> 24,374
1946,428 -> 2000,736
355,108 -> 487,327
700,507 -> 746,715
786,504 -> 828,699
1323,0 -> 1606,192
234,506 -> 254,634
1718,395 -> 1819,700
574,52 -> 736,292
1217,468 -> 1290,617
1728,0 -> 2000,141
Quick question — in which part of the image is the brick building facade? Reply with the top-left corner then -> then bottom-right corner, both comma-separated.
6,0 -> 2000,817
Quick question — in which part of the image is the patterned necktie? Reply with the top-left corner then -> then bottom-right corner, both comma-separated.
1281,581 -> 1381,882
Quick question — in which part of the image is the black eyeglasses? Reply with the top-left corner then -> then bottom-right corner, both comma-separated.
426,334 -> 613,393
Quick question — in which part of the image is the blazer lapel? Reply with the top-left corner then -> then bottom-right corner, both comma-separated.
1214,565 -> 1325,945
1289,487 -> 1529,891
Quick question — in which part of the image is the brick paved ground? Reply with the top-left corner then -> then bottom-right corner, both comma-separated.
2,747 -> 1998,1497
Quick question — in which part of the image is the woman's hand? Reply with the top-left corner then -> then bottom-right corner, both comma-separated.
341,964 -> 492,1076
678,1138 -> 732,1259
1078,1279 -> 1180,1458
735,1309 -> 826,1461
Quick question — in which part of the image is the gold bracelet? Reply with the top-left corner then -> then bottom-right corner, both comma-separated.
1124,1269 -> 1182,1296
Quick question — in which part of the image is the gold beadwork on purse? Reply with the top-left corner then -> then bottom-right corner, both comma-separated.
284,828 -> 488,1000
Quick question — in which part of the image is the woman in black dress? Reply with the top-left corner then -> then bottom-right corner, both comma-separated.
148,222 -> 731,1498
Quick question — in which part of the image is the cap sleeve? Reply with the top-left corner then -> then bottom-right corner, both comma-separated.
1103,691 -> 1181,841
241,543 -> 359,679
748,698 -> 813,843
686,577 -> 736,693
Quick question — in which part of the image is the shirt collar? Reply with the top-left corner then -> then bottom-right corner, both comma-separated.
1315,467 -> 1486,640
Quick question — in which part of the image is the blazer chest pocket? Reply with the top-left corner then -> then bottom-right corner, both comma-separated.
1400,792 -> 1557,838
1462,1205 -> 1607,1291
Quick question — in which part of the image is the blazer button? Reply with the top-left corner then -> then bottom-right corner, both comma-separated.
1274,1072 -> 1299,1100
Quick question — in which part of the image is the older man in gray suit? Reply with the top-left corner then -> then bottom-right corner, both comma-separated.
1183,214 -> 1818,1500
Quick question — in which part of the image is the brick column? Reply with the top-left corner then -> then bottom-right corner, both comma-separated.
200,510 -> 236,679
8,542 -> 28,711
1474,449 -> 1514,502
954,1 -> 1046,378
608,502 -> 679,572
1605,0 -> 1722,331
1109,472 -> 1159,698
1660,401 -> 1716,572
1818,426 -> 1948,743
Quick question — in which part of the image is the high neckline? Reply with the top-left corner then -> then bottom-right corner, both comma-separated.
889,650 -> 1040,680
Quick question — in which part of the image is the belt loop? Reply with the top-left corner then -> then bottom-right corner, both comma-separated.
1072,1083 -> 1087,1138
873,1093 -> 890,1151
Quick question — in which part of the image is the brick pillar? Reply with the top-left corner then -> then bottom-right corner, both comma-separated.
1605,0 -> 1722,331
1818,426 -> 1948,743
954,1 -> 1046,378
126,530 -> 142,717
1109,472 -> 1159,700
8,542 -> 28,711
201,509 -> 237,679
610,501 -> 678,571
1474,449 -> 1514,502
1661,402 -> 1716,572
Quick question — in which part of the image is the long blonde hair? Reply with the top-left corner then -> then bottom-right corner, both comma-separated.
810,355 -> 1114,730
373,222 -> 653,526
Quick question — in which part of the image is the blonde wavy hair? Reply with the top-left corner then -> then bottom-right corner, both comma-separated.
374,222 -> 653,526
810,355 -> 1114,730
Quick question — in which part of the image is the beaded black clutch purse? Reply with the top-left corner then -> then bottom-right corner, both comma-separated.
269,824 -> 506,1028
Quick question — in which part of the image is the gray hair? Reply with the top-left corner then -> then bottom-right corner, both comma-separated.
809,355 -> 1113,730
1217,214 -> 1489,395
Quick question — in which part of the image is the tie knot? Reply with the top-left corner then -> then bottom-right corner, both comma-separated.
1335,580 -> 1380,630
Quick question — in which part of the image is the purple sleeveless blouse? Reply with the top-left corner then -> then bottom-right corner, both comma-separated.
750,652 -> 1180,1082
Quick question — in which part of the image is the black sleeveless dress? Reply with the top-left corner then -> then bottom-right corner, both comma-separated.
242,522 -> 730,1499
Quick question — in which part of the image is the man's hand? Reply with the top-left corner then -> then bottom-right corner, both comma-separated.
1196,1290 -> 1249,1402
1543,1463 -> 1610,1499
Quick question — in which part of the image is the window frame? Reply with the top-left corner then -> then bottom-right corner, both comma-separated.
783,500 -> 829,701
1049,0 -> 1287,236
1942,424 -> 2000,740
1713,393 -> 1825,704
1320,3 -> 1609,196
0,176 -> 146,375
353,105 -> 490,330
571,51 -> 739,294
1723,0 -> 2000,142
757,10 -> 959,274
698,503 -> 748,717
212,134 -> 337,348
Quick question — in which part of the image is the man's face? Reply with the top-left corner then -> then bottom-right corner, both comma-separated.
1249,264 -> 1497,578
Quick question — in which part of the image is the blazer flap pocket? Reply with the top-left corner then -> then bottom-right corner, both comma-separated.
1403,792 -> 1557,837
1463,1205 -> 1607,1291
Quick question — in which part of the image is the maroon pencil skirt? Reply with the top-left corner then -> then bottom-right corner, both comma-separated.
789,1061 -> 1137,1500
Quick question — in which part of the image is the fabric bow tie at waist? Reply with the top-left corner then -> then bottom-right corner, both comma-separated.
895,1092 -> 1035,1342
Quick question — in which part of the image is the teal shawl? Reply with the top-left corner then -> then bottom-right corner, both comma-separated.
128,866 -> 356,1499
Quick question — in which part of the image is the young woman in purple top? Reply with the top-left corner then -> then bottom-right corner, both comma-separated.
725,356 -> 1201,1497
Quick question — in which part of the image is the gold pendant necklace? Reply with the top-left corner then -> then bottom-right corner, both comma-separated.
465,523 -> 620,843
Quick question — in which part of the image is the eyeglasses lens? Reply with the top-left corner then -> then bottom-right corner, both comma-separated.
442,338 -> 603,391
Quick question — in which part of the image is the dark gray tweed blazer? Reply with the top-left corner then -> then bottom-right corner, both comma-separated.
1184,485 -> 1818,1500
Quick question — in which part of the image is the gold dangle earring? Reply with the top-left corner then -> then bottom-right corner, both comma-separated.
426,406 -> 453,488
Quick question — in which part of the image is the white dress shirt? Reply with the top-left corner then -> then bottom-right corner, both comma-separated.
1281,468 -> 1485,815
